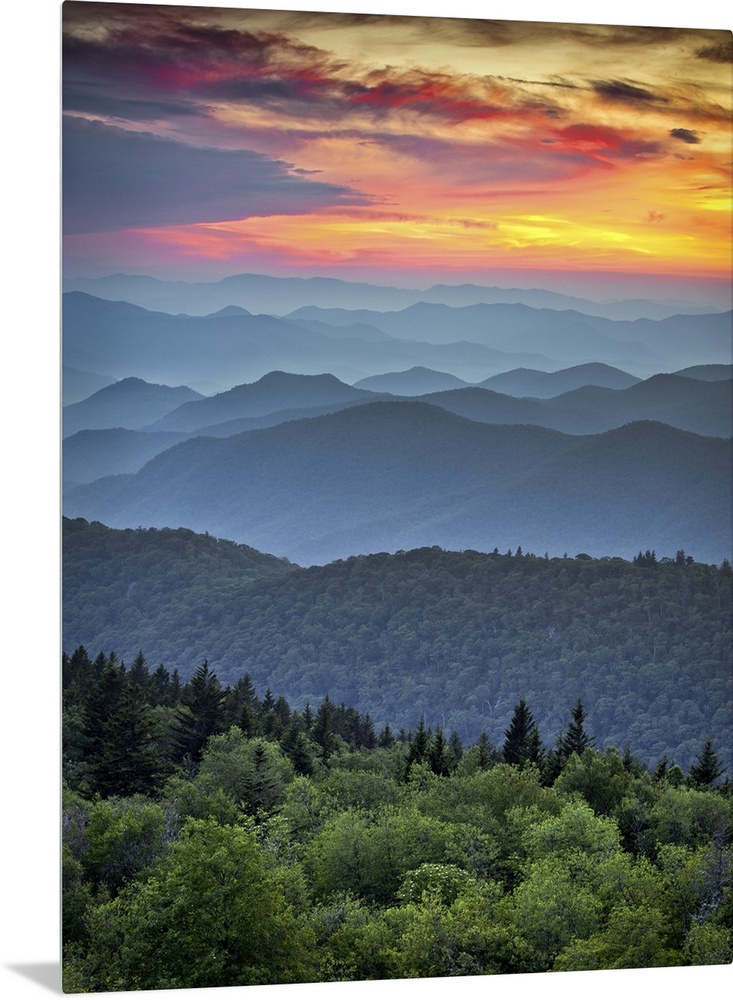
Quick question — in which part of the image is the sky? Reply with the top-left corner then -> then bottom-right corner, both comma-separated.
61,1 -> 732,306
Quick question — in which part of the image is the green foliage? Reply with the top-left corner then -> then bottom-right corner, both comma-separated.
71,819 -> 317,991
81,797 -> 172,895
554,904 -> 682,970
64,519 -> 733,771
198,728 -> 295,817
61,633 -> 733,990
304,805 -> 457,905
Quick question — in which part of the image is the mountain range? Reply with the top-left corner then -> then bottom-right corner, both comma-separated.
63,291 -> 558,388
62,516 -> 732,768
62,270 -> 725,321
62,366 -> 731,456
286,301 -> 731,374
63,400 -> 731,566
62,377 -> 203,437
63,291 -> 732,392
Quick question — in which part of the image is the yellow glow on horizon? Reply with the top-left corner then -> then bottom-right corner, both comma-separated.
64,9 -> 730,288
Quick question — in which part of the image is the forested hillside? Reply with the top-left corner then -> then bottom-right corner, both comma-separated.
61,646 -> 732,991
63,518 -> 732,771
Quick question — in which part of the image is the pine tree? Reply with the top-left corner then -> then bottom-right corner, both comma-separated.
82,655 -> 126,768
149,664 -> 171,707
447,730 -> 464,767
559,698 -> 594,759
378,723 -> 395,748
427,727 -> 451,776
280,722 -> 314,776
128,650 -> 149,692
502,699 -> 541,768
312,695 -> 337,761
93,683 -> 165,797
688,738 -> 725,788
242,740 -> 281,818
405,716 -> 431,778
475,730 -> 494,769
173,660 -> 226,768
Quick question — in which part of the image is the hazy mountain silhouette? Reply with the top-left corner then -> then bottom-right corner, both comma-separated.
62,376 -> 203,437
286,302 -> 730,373
673,364 -> 732,382
62,366 -> 117,406
147,371 -> 377,433
63,401 -> 731,566
420,375 -> 731,438
63,291 -> 557,386
62,271 -> 723,320
479,363 -> 640,398
63,428 -> 189,484
353,367 -> 470,395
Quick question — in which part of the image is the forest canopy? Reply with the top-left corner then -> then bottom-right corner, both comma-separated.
63,518 -> 732,771
62,648 -> 732,991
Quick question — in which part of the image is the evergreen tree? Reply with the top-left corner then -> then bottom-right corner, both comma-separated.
502,699 -> 541,768
447,730 -> 464,768
302,702 -> 314,731
63,645 -> 92,695
93,683 -> 165,797
242,740 -> 281,818
280,722 -> 314,776
475,730 -> 494,769
312,695 -> 337,761
173,660 -> 226,768
427,727 -> 451,777
359,713 -> 378,749
378,723 -> 395,748
405,716 -> 431,778
149,664 -> 171,707
559,698 -> 594,759
688,738 -> 725,788
81,654 -> 127,786
169,668 -> 182,704
128,650 -> 149,691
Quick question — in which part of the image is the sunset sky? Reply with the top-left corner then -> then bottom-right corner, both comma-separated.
62,1 -> 732,305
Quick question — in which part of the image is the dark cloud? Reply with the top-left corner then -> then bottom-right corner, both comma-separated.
695,36 -> 733,63
63,84 -> 199,122
670,128 -> 701,144
592,79 -> 664,105
62,116 -> 373,235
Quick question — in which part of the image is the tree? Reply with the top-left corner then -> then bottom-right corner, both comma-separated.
224,673 -> 260,734
74,819 -> 316,990
502,700 -> 541,768
128,650 -> 149,691
280,722 -> 315,776
559,698 -> 594,759
475,730 -> 495,769
194,729 -> 295,817
378,723 -> 395,748
173,660 -> 226,768
93,682 -> 167,797
545,698 -> 595,782
427,727 -> 451,777
688,738 -> 725,788
82,796 -> 171,896
311,695 -> 338,762
405,716 -> 431,778
447,730 -> 464,766
80,654 -> 127,795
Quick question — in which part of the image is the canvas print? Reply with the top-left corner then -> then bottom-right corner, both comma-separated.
61,1 -> 732,993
